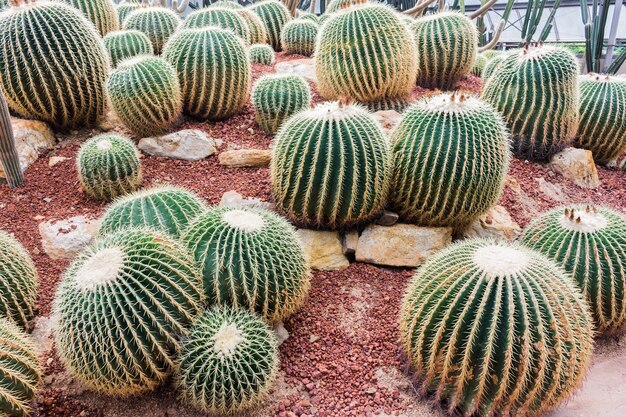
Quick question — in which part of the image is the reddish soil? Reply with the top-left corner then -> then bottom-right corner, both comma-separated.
0,52 -> 624,417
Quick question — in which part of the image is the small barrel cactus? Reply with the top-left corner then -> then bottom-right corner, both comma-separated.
106,55 -> 182,136
411,11 -> 477,89
472,52 -> 488,76
99,185 -> 207,238
236,8 -> 269,45
298,11 -> 319,24
248,0 -> 291,51
103,29 -> 154,68
77,133 -> 142,201
482,45 -> 580,161
209,0 -> 243,8
116,2 -> 141,25
482,51 -> 507,80
182,7 -> 252,45
176,307 -> 279,414
315,4 -> 417,110
521,205 -> 626,335
390,93 -> 509,227
399,238 -> 594,417
182,206 -> 311,323
162,27 -> 251,120
58,0 -> 119,36
281,19 -> 318,56
576,74 -> 626,165
123,7 -> 180,54
251,74 -> 311,134
326,0 -> 362,13
0,229 -> 37,329
271,101 -> 391,229
0,317 -> 41,417
249,43 -> 275,65
54,228 -> 204,396
0,1 -> 109,130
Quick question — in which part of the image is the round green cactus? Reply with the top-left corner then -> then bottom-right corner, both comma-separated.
116,2 -> 141,25
281,19 -> 317,56
575,74 -> 626,165
0,317 -> 41,417
399,238 -> 594,417
123,6 -> 180,54
58,0 -> 119,36
251,73 -> 311,134
0,1 -> 109,130
77,133 -> 142,201
162,27 -> 251,120
106,55 -> 182,136
54,228 -> 204,396
209,0 -> 243,8
411,11 -> 477,89
248,0 -> 291,51
249,43 -> 275,65
236,8 -> 269,44
472,52 -> 488,76
99,185 -> 207,238
183,206 -> 311,323
103,30 -> 154,68
182,7 -> 252,45
298,11 -> 319,24
0,0 -> 7,10
482,51 -> 507,80
315,4 -> 417,110
271,101 -> 391,229
326,0 -> 365,13
521,205 -> 626,335
0,229 -> 37,329
390,93 -> 509,227
318,12 -> 330,25
482,45 -> 580,161
177,307 -> 278,414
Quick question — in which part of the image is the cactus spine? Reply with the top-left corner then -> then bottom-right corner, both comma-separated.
399,239 -> 594,417
248,0 -> 291,51
176,307 -> 279,414
315,4 -> 417,110
182,7 -> 251,45
482,45 -> 580,161
0,1 -> 109,130
251,74 -> 311,134
183,206 -> 311,323
99,185 -> 207,238
521,205 -> 626,335
0,90 -> 23,188
162,27 -> 251,120
77,134 -> 142,201
249,43 -> 275,65
271,102 -> 391,229
103,30 -> 154,68
0,229 -> 37,329
58,0 -> 119,36
0,317 -> 40,417
390,93 -> 510,227
106,55 -> 182,136
123,7 -> 180,54
411,11 -> 477,89
576,74 -> 626,165
281,19 -> 318,56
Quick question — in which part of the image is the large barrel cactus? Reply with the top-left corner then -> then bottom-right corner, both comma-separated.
209,0 -> 243,8
54,228 -> 204,396
106,55 -> 182,136
116,2 -> 141,25
123,7 -> 180,54
482,45 -> 580,161
399,238 -> 594,417
522,205 -> 626,335
411,11 -> 477,89
77,133 -> 142,201
576,74 -> 626,164
0,1 -> 109,130
182,206 -> 311,323
58,0 -> 119,36
176,307 -> 279,414
182,7 -> 252,45
249,43 -> 275,65
271,101 -> 391,229
390,93 -> 509,227
236,8 -> 268,45
99,185 -> 207,238
162,27 -> 251,120
281,19 -> 318,56
103,29 -> 154,68
0,317 -> 41,417
0,229 -> 37,329
315,4 -> 417,110
248,0 -> 290,51
251,73 -> 311,134
482,51 -> 507,80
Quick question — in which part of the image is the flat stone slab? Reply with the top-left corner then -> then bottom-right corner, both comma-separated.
138,129 -> 218,161
296,229 -> 350,271
218,149 -> 271,167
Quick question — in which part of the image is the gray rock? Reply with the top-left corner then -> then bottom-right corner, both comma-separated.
296,229 -> 350,271
342,230 -> 359,256
31,315 -> 57,354
39,216 -> 102,260
376,210 -> 399,226
219,190 -> 274,210
549,147 -> 600,188
218,149 -> 271,168
273,321 -> 289,346
0,118 -> 55,179
461,205 -> 521,242
275,58 -> 316,83
138,129 -> 219,161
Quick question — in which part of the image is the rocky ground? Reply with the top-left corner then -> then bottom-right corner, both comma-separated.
0,53 -> 625,417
